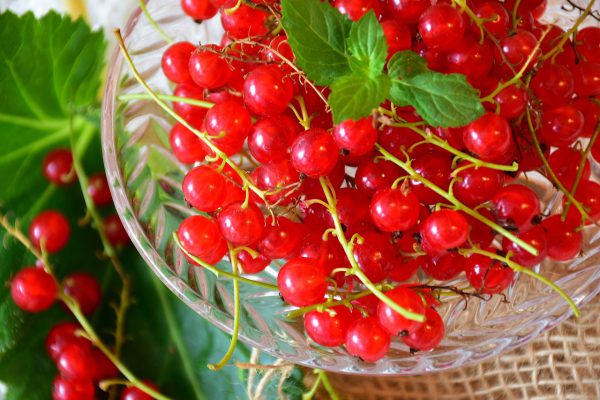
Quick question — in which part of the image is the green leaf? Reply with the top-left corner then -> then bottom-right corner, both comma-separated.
348,10 -> 387,77
387,50 -> 428,79
329,73 -> 391,124
281,0 -> 352,86
390,72 -> 485,127
347,11 -> 387,76
0,11 -> 106,203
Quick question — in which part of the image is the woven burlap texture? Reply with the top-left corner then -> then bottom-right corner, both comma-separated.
321,295 -> 600,400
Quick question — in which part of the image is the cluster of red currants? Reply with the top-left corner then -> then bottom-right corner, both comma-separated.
164,0 -> 599,362
8,149 -> 154,399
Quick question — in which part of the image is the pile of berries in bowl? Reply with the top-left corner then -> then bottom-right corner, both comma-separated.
103,0 -> 600,373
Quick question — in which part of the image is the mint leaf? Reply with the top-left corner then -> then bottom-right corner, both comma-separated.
0,11 -> 105,203
347,11 -> 387,76
390,72 -> 485,127
387,50 -> 428,79
329,73 -> 391,124
281,0 -> 351,86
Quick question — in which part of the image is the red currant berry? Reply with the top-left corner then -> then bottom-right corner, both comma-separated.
547,147 -> 590,190
531,64 -> 574,106
498,30 -> 539,70
346,317 -> 391,362
92,347 -> 119,381
161,41 -> 196,83
381,20 -> 412,59
388,0 -> 431,23
217,201 -> 265,246
402,307 -> 444,351
103,214 -> 130,247
290,128 -> 339,178
62,273 -> 102,315
257,216 -> 302,259
260,36 -> 295,63
46,322 -> 85,361
422,253 -> 464,281
377,286 -> 426,335
410,151 -> 453,205
466,209 -> 496,248
418,4 -> 465,52
178,215 -> 226,260
369,186 -> 420,232
183,166 -> 227,212
304,305 -> 354,347
235,250 -> 271,274
11,267 -> 57,312
52,376 -> 95,400
205,100 -> 252,156
541,215 -> 582,261
463,112 -> 513,164
334,0 -> 381,21
248,116 -> 297,164
243,65 -> 294,116
378,125 -> 421,160
464,251 -> 514,294
169,122 -> 207,164
421,210 -> 469,253
172,83 -> 208,120
87,173 -> 112,207
540,105 -> 584,148
575,27 -> 600,64
352,231 -> 394,283
355,158 -> 402,197
502,225 -> 547,267
573,98 -> 599,138
492,184 -> 540,230
334,188 -> 372,230
333,117 -> 377,157
189,45 -> 232,89
573,62 -> 600,98
220,4 -> 269,39
447,37 -> 494,82
564,180 -> 600,226
473,1 -> 510,38
29,210 -> 70,253
181,0 -> 217,20
57,341 -> 96,381
277,258 -> 327,307
121,382 -> 161,400
494,84 -> 528,119
43,149 -> 76,186
454,163 -> 505,207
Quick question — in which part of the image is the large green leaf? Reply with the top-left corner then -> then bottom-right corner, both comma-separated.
0,11 -> 105,203
329,73 -> 390,124
347,11 -> 387,76
281,0 -> 352,86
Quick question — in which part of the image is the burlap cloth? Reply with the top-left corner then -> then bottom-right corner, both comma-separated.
315,295 -> 600,400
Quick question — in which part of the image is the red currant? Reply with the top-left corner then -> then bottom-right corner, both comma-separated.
333,117 -> 377,157
369,186 -> 420,232
463,112 -> 513,163
181,0 -> 218,20
531,64 -> 574,106
103,214 -> 130,247
29,210 -> 70,253
161,41 -> 196,83
502,225 -> 547,267
498,30 -> 539,70
178,215 -> 226,260
401,307 -> 444,351
575,27 -> 600,64
205,100 -> 252,156
220,4 -> 269,39
169,122 -> 207,164
547,147 -> 590,190
573,62 -> 600,98
235,250 -> 271,274
62,273 -> 102,315
121,382 -> 161,400
46,322 -> 85,361
183,165 -> 226,212
492,184 -> 540,230
334,0 -> 381,21
304,305 -> 354,347
422,253 -> 464,281
43,149 -> 76,186
447,37 -> 493,82
173,83 -> 208,120
377,286 -> 425,335
277,258 -> 327,307
52,376 -> 95,400
57,341 -> 96,381
418,4 -> 465,52
540,105 -> 584,148
421,210 -> 469,253
464,251 -> 514,294
217,201 -> 265,246
388,0 -> 431,23
257,216 -> 302,259
248,116 -> 297,164
87,173 -> 112,207
11,267 -> 57,312
381,20 -> 412,59
189,45 -> 232,89
541,215 -> 582,261
494,84 -> 527,119
243,65 -> 294,116
454,163 -> 505,207
290,128 -> 339,178
473,1 -> 510,38
346,317 -> 391,362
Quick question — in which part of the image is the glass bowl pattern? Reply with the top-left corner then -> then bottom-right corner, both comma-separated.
102,0 -> 600,375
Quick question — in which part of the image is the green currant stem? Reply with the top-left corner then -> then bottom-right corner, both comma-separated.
61,294 -> 173,400
319,177 -> 425,323
481,27 -> 550,103
452,0 -> 486,43
302,373 -> 322,400
114,30 -> 270,208
316,369 -> 339,400
173,234 -> 279,291
285,287 -> 380,319
138,0 -> 173,44
541,0 -> 596,62
511,0 -> 522,31
118,93 -> 214,109
69,123 -> 131,359
457,247 -> 580,317
225,0 -> 244,15
376,144 -> 539,256
208,245 -> 241,370
563,124 -> 600,219
524,105 -> 591,224
391,121 -> 519,172
98,379 -> 131,391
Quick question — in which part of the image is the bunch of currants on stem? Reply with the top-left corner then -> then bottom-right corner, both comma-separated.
148,0 -> 599,363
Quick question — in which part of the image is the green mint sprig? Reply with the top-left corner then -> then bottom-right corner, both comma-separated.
281,0 -> 485,127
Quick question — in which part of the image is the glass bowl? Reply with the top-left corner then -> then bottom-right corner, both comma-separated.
102,0 -> 600,375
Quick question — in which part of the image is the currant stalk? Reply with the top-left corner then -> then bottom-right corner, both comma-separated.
138,0 -> 173,44
118,93 -> 214,109
303,369 -> 340,400
208,244 -> 241,371
457,247 -> 580,317
115,30 -> 271,209
451,0 -> 486,43
376,144 -> 539,256
319,177 -> 426,323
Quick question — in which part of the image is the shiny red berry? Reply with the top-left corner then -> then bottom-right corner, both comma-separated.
121,381 -> 160,400
189,46 -> 232,89
502,225 -> 547,267
492,184 -> 540,230
290,128 -> 339,178
235,250 -> 271,274
346,317 -> 391,362
181,0 -> 218,20
178,215 -> 226,260
464,252 -> 514,294
11,267 -> 57,312
57,341 -> 96,381
243,65 -> 294,116
46,322 -> 85,361
183,166 -> 227,212
304,305 -> 354,347
418,4 -> 465,52
161,41 -> 196,83
540,105 -> 584,148
277,258 -> 327,307
377,286 -> 426,335
43,149 -> 76,186
463,113 -> 513,164
541,215 -> 582,262
421,210 -> 469,253
103,214 -> 130,247
369,186 -> 420,232
333,117 -> 377,157
29,210 -> 70,253
401,307 -> 444,351
217,201 -> 265,246
62,273 -> 102,315
52,376 -> 95,400
87,173 -> 112,207
169,122 -> 207,164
